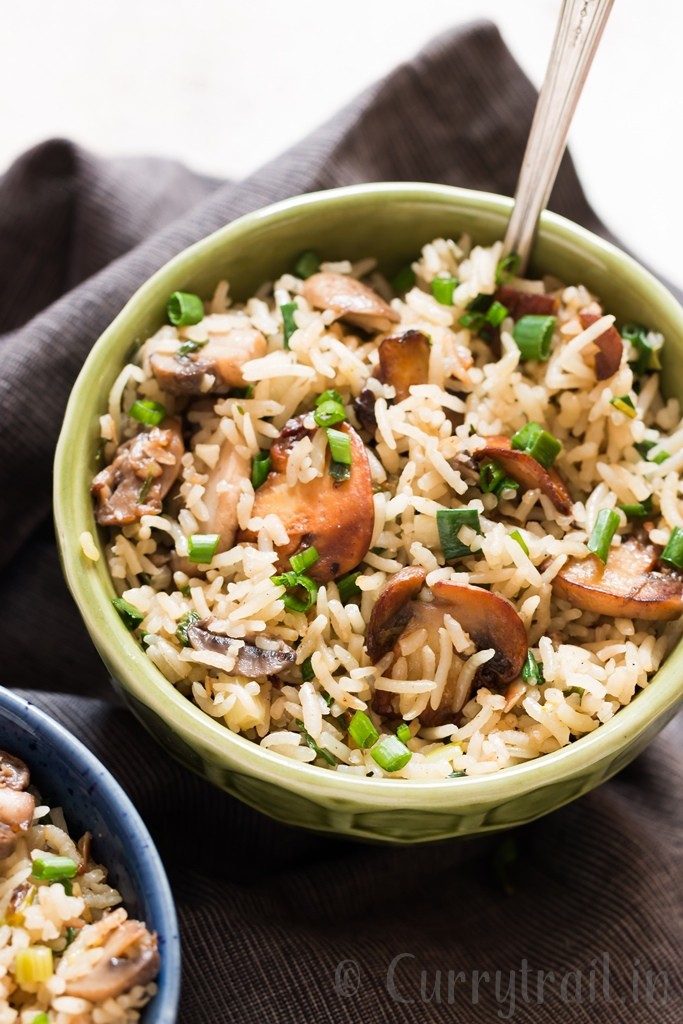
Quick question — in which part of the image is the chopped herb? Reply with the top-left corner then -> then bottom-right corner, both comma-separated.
337,570 -> 362,604
14,947 -> 53,986
496,252 -> 520,285
509,529 -> 529,556
485,300 -> 509,327
293,250 -> 320,279
467,292 -> 494,314
300,656 -> 315,682
188,533 -> 220,564
392,265 -> 416,293
112,597 -> 144,629
622,322 -> 663,375
521,651 -> 544,686
587,508 -> 620,563
64,927 -> 78,949
610,394 -> 637,418
634,439 -> 669,464
436,508 -> 482,561
290,546 -> 320,573
564,685 -> 586,698
314,398 -> 346,428
129,399 -> 166,426
176,610 -> 200,647
479,460 -> 519,499
370,734 -> 412,772
512,315 -> 556,361
396,723 -> 411,744
329,461 -> 351,483
280,301 -> 298,348
448,770 -> 468,778
326,428 -> 352,465
661,526 -> 683,568
251,450 -> 271,489
295,721 -> 336,765
31,853 -> 78,882
138,471 -> 154,503
431,276 -> 458,306
316,388 -> 345,407
458,310 -> 485,331
618,496 -> 653,519
272,571 -> 319,612
32,1012 -> 51,1024
348,710 -> 380,749
180,584 -> 192,597
511,422 -> 562,469
167,290 -> 205,326
177,338 -> 208,357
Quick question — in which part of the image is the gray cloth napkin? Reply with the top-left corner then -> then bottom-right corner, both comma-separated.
0,22 -> 680,1022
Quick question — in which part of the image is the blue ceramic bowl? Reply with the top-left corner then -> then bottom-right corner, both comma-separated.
0,686 -> 180,1023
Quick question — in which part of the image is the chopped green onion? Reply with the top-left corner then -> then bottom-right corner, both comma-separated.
64,928 -> 78,949
176,610 -> 200,647
511,421 -> 562,469
512,315 -> 556,361
496,253 -> 520,285
564,685 -> 586,698
618,496 -> 653,519
392,265 -> 416,293
314,399 -> 346,428
291,546 -> 320,573
610,394 -> 637,418
167,291 -> 205,326
251,450 -> 271,489
280,302 -> 298,348
449,770 -> 467,778
188,533 -> 220,564
330,461 -> 351,483
436,508 -> 482,561
371,734 -> 412,772
587,508 -> 620,563
316,388 -> 344,407
337,570 -> 362,604
138,471 -> 154,504
31,853 -> 78,881
485,301 -> 509,327
326,428 -> 352,465
479,460 -> 519,499
112,597 -> 144,629
32,1013 -> 51,1024
661,526 -> 683,568
348,710 -> 379,749
634,439 -> 669,464
177,338 -> 208,357
396,723 -> 411,744
467,293 -> 494,314
458,310 -> 485,331
14,947 -> 53,985
228,384 -> 254,399
509,529 -> 529,556
295,721 -> 335,765
180,584 -> 192,598
272,571 -> 319,613
300,656 -> 315,682
293,250 -> 320,279
521,651 -> 544,686
622,322 -> 662,375
129,399 -> 166,427
431,276 -> 458,305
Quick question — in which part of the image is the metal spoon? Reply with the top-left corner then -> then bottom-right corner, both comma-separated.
503,0 -> 615,272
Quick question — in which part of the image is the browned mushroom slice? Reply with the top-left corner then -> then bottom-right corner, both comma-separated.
238,415 -> 374,583
0,787 -> 35,833
377,329 -> 431,402
67,921 -> 160,1001
92,419 -> 184,527
494,285 -> 558,319
0,751 -> 30,791
187,620 -> 296,677
0,824 -> 17,861
150,326 -> 266,394
579,311 -> 624,380
553,536 -> 683,620
471,435 -> 573,515
303,272 -> 399,333
366,572 -> 528,723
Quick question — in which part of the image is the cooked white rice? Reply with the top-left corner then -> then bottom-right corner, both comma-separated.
94,235 -> 683,780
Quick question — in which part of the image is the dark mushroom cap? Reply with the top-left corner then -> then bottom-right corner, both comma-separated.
471,435 -> 573,515
187,620 -> 296,677
67,920 -> 160,1002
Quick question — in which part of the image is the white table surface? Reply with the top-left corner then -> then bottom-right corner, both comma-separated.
5,0 -> 680,289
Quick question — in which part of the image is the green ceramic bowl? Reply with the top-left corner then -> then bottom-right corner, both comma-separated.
54,183 -> 683,844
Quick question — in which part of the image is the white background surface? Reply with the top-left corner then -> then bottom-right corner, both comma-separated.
5,1 -> 681,288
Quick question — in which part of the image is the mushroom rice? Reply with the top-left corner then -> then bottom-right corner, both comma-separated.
89,236 -> 683,779
0,750 -> 158,1021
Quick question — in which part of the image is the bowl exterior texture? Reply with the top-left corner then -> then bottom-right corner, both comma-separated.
0,687 -> 181,1021
54,184 -> 683,844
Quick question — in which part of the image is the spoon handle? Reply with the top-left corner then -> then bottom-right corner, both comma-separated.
504,0 -> 615,271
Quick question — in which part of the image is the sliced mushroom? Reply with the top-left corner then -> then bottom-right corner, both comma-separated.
553,536 -> 683,620
579,311 -> 624,380
471,435 -> 573,515
239,415 -> 374,583
187,620 -> 296,677
495,285 -> 558,319
66,920 -> 160,1001
92,419 -> 184,527
303,272 -> 399,334
150,325 -> 266,394
0,824 -> 17,861
0,752 -> 35,861
367,571 -> 528,724
0,788 -> 35,833
377,329 -> 431,402
0,751 -> 30,791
